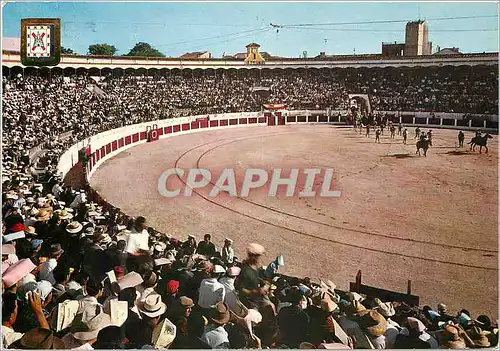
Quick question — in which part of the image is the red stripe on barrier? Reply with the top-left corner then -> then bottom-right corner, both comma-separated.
249,117 -> 257,124
182,123 -> 190,131
100,146 -> 106,157
132,133 -> 139,142
191,121 -> 199,129
219,119 -> 228,126
111,141 -> 118,151
158,128 -> 164,136
125,136 -> 131,145
140,131 -> 147,140
105,143 -> 111,154
229,118 -> 238,125
118,138 -> 124,148
173,125 -> 180,133
239,118 -> 247,124
258,117 -> 266,123
165,126 -> 172,134
210,120 -> 219,127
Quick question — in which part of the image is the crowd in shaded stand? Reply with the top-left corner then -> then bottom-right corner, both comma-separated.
2,66 -> 499,349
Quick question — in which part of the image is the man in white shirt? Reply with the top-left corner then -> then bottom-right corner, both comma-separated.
125,217 -> 150,255
52,181 -> 64,198
70,191 -> 86,209
198,265 -> 226,309
39,244 -> 64,285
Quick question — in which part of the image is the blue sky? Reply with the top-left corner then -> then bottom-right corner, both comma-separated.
2,2 -> 498,57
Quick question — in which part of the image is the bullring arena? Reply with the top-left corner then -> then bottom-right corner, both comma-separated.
3,33 -> 500,348
90,122 -> 498,318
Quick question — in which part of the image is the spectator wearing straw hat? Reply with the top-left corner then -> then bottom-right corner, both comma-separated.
357,309 -> 388,349
376,302 -> 401,348
128,294 -> 166,348
201,301 -> 231,348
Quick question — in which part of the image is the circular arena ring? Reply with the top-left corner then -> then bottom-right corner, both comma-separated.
86,119 -> 497,317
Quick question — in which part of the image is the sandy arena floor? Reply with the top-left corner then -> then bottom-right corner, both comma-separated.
91,125 -> 498,318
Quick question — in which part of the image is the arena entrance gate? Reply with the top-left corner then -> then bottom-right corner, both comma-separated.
147,124 -> 160,142
264,104 -> 286,126
348,94 -> 371,115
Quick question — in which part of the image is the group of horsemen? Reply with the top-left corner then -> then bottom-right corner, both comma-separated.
358,120 -> 434,145
355,117 -> 487,149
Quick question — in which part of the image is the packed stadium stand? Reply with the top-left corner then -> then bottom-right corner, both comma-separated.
2,56 -> 499,349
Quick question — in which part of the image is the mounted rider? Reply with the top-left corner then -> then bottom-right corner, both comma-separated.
419,131 -> 427,142
415,127 -> 421,139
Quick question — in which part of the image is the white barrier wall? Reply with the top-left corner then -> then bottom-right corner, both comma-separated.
57,112 -> 262,180
57,109 -> 498,181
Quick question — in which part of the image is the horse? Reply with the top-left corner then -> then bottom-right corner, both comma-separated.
416,139 -> 430,157
468,134 -> 493,154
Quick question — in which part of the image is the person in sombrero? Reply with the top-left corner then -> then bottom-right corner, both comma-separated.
337,300 -> 374,349
357,310 -> 388,349
127,293 -> 167,348
34,209 -> 52,239
201,301 -> 232,349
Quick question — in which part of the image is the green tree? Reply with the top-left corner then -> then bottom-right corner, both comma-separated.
61,46 -> 76,55
88,43 -> 117,56
124,42 -> 165,57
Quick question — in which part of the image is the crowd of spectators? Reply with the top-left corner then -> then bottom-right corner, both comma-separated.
2,174 -> 499,349
3,66 -> 497,169
2,65 -> 499,349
